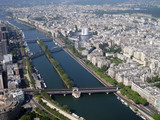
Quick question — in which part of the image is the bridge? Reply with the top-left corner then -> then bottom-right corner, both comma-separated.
25,38 -> 53,43
30,46 -> 63,59
24,87 -> 120,98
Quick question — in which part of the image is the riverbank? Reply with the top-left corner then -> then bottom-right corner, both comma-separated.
1,13 -> 145,120
37,40 -> 74,88
54,39 -> 113,87
12,17 -> 154,120
41,98 -> 83,120
53,38 -> 155,120
16,19 -> 52,37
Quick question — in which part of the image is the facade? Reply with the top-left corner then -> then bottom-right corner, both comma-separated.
3,54 -> 12,64
0,24 -> 8,62
0,101 -> 21,120
0,72 -> 4,89
5,89 -> 24,104
0,38 -> 7,61
7,64 -> 21,88
81,28 -> 89,35
132,81 -> 160,112
0,89 -> 24,120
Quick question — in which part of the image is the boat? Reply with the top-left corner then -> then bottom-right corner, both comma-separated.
72,113 -> 79,119
43,83 -> 47,88
129,106 -> 134,112
120,99 -> 124,103
117,96 -> 120,100
33,66 -> 47,88
136,112 -> 141,116
37,74 -> 41,79
140,115 -> 146,120
124,102 -> 128,107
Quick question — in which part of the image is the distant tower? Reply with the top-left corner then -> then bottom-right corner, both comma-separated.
81,28 -> 88,35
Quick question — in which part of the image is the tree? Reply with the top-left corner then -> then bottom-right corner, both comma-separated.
134,108 -> 138,112
24,77 -> 29,87
62,105 -> 70,112
20,115 -> 32,120
118,82 -> 124,87
101,65 -> 109,72
152,113 -> 160,120
139,98 -> 147,105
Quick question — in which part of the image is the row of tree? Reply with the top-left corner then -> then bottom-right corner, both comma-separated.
35,107 -> 58,120
20,109 -> 57,120
39,41 -> 74,88
120,87 -> 147,105
26,57 -> 35,88
41,91 -> 70,113
67,45 -> 85,59
38,99 -> 70,120
84,60 -> 120,86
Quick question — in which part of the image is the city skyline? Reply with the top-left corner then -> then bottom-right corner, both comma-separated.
0,0 -> 160,120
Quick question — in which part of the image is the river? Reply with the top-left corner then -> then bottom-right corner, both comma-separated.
0,12 -> 142,120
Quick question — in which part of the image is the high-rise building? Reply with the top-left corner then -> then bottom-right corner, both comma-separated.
0,64 -> 4,89
0,25 -> 8,62
81,28 -> 89,35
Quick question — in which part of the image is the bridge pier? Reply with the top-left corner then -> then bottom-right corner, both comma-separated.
64,94 -> 66,96
106,92 -> 109,94
72,87 -> 81,98
89,93 -> 91,95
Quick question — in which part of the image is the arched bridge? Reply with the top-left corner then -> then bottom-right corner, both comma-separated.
24,87 -> 121,98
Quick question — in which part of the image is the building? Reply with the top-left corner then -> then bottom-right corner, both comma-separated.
81,28 -> 89,35
0,72 -> 4,89
0,24 -> 8,62
3,54 -> 12,64
132,81 -> 160,112
0,65 -> 4,89
0,39 -> 7,61
7,64 -> 20,88
0,89 -> 24,120
5,89 -> 24,104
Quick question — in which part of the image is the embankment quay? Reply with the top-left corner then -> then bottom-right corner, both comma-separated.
0,13 -> 144,119
23,33 -> 153,120
27,37 -> 111,87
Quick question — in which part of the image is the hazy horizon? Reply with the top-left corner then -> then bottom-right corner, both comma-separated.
0,0 -> 160,8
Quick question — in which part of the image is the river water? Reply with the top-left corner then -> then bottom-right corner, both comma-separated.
0,12 -> 142,120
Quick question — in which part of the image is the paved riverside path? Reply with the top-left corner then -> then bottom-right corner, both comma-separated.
41,98 -> 82,120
